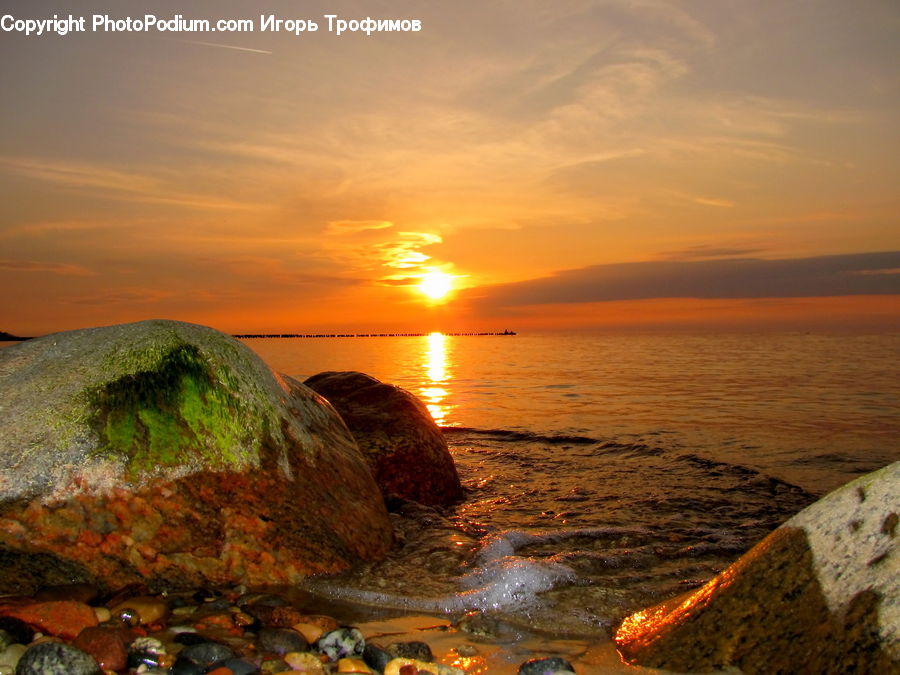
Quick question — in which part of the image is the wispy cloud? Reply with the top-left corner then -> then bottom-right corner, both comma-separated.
0,259 -> 95,276
178,40 -> 272,55
326,220 -> 394,236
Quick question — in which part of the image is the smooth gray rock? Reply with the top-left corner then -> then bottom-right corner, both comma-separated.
15,641 -> 101,675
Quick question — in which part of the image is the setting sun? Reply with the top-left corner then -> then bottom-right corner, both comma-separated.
418,270 -> 454,300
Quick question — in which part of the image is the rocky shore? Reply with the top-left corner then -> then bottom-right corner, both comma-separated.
1,321 -> 896,674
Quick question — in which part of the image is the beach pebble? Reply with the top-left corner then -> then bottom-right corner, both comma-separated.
179,640 -> 235,666
337,657 -> 373,673
92,607 -> 111,623
0,600 -> 98,639
110,596 -> 169,626
219,658 -> 259,675
14,641 -> 101,675
384,658 -> 463,675
517,656 -> 576,674
284,651 -> 326,672
317,627 -> 364,661
72,626 -> 130,671
387,641 -> 434,662
292,621 -> 325,644
362,643 -> 392,672
258,627 -> 309,655
259,658 -> 290,673
170,656 -> 205,675
0,643 -> 26,670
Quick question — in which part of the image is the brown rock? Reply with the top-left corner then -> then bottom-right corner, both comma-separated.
615,461 -> 900,673
0,599 -> 98,639
305,371 -> 463,506
72,625 -> 131,671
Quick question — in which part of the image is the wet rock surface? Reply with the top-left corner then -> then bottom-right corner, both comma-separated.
305,371 -> 463,507
0,320 -> 392,594
615,461 -> 900,673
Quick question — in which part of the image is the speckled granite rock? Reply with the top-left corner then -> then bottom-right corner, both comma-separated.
0,320 -> 392,593
615,461 -> 899,673
304,371 -> 463,506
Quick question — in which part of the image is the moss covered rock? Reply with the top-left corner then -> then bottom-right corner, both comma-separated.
0,320 -> 392,593
304,371 -> 463,507
614,461 -> 899,673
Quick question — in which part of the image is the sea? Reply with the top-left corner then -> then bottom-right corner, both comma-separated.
241,331 -> 900,671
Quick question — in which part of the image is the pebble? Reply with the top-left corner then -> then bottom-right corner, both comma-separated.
284,650 -> 325,670
362,643 -> 392,672
0,643 -> 27,670
110,596 -> 169,626
14,641 -> 101,675
179,641 -> 235,666
387,640 -> 434,662
518,656 -> 577,674
317,627 -> 365,661
219,656 -> 261,675
258,627 -> 309,655
72,626 -> 130,671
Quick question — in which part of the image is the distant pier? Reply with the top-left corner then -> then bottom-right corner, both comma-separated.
234,330 -> 516,339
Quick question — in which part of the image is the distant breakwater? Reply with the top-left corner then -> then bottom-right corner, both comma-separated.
234,331 -> 516,338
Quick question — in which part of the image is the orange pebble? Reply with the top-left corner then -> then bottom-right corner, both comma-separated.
206,668 -> 234,675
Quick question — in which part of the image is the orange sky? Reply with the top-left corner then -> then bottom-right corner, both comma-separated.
1,1 -> 898,335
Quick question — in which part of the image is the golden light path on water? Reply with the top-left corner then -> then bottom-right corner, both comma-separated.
421,331 -> 450,425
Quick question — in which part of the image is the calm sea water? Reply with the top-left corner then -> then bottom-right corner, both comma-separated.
240,331 -> 899,655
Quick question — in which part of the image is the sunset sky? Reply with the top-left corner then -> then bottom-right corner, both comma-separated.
2,0 -> 898,335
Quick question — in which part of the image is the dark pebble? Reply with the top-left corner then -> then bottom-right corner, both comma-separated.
258,627 -> 309,655
518,656 -> 576,674
220,657 -> 260,675
15,642 -> 101,675
317,627 -> 365,661
388,640 -> 434,662
180,641 -> 235,666
0,616 -> 34,645
174,632 -> 210,646
204,597 -> 232,611
170,655 -> 206,675
363,643 -> 393,672
126,649 -> 162,669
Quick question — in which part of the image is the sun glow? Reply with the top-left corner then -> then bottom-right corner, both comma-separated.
417,270 -> 454,300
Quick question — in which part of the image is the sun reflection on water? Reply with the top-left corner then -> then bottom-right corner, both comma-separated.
421,332 -> 452,425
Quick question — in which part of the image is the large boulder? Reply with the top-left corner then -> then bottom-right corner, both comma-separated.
615,461 -> 899,673
304,371 -> 463,507
0,320 -> 393,593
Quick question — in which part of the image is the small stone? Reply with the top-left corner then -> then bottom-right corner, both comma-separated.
14,641 -> 101,675
205,667 -> 234,675
92,607 -> 111,623
362,643 -> 392,672
383,658 -> 462,675
0,643 -> 27,669
259,658 -> 289,674
517,656 -> 576,674
179,641 -> 235,667
337,657 -> 372,672
258,627 -> 309,655
284,651 -> 326,673
72,626 -> 130,671
110,596 -> 169,626
113,608 -> 140,628
173,631 -> 208,646
170,655 -> 205,675
317,627 -> 364,661
455,645 -> 478,657
292,621 -> 325,644
387,641 -> 434,662
219,657 -> 260,675
0,600 -> 98,640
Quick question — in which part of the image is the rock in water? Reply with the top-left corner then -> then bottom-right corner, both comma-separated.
0,320 -> 392,594
304,371 -> 463,506
15,641 -> 101,675
615,461 -> 900,673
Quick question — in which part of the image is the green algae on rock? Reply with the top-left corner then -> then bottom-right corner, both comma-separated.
0,320 -> 393,593
614,460 -> 900,673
